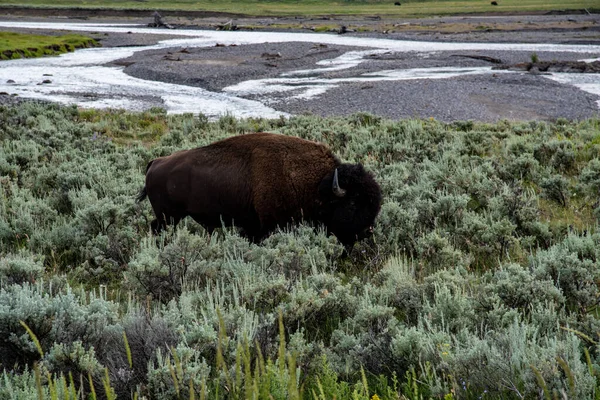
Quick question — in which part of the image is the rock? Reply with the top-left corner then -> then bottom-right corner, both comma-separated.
261,52 -> 282,59
162,54 -> 181,61
339,25 -> 348,34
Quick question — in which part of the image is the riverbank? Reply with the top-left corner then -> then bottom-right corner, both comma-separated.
0,31 -> 98,60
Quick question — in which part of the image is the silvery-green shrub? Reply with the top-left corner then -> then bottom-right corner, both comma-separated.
0,250 -> 43,286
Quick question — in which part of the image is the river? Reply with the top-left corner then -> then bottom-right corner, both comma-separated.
0,21 -> 599,119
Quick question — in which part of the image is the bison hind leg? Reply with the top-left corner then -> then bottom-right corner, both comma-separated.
150,213 -> 183,235
150,218 -> 165,235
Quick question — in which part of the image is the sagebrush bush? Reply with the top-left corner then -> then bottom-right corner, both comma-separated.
0,282 -> 117,371
0,250 -> 44,286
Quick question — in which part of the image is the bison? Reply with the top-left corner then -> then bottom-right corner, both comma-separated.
137,132 -> 382,246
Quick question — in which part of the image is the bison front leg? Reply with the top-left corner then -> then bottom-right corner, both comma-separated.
238,227 -> 268,244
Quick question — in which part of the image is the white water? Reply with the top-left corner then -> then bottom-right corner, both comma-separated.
224,66 -> 510,100
1,21 -> 599,117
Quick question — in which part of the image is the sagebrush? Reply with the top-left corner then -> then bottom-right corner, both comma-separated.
2,102 -> 600,398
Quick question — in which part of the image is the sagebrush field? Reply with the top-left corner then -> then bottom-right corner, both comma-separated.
2,102 -> 600,399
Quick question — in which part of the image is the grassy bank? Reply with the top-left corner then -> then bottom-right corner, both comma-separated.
1,102 -> 600,398
0,0 -> 598,17
0,31 -> 98,60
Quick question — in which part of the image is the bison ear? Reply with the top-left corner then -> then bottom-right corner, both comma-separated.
332,168 -> 347,197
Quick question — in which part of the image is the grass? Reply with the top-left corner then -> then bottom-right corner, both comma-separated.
77,107 -> 170,145
0,31 -> 99,60
0,0 -> 598,18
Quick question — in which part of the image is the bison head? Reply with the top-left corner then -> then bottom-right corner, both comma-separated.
318,164 -> 382,246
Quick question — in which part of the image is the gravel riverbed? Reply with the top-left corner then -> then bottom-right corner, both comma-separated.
1,11 -> 599,121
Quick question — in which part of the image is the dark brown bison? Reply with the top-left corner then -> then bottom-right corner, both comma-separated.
137,132 -> 382,245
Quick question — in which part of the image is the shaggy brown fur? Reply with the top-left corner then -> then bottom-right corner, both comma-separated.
137,132 -> 381,245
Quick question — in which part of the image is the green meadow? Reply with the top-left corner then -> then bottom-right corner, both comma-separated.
0,0 -> 598,17
2,102 -> 600,398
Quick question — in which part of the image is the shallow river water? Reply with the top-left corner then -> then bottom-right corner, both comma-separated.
1,21 -> 599,118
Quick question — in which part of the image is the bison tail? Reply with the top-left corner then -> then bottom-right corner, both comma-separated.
136,160 -> 154,202
136,186 -> 147,203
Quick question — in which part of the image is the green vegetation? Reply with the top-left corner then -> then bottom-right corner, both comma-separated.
0,31 -> 98,60
531,52 -> 539,63
2,102 -> 600,398
0,0 -> 598,17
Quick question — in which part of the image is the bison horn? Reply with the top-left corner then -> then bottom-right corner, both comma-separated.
332,168 -> 346,197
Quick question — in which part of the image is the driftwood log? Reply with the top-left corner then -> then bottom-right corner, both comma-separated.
148,11 -> 174,29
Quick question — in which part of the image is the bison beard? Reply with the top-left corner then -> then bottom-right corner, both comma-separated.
137,132 -> 382,246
